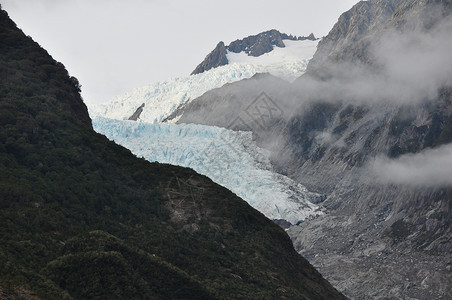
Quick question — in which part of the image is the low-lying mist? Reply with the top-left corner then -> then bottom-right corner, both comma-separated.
293,11 -> 452,106
369,143 -> 452,187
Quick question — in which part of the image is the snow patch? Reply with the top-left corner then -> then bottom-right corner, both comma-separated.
227,39 -> 319,81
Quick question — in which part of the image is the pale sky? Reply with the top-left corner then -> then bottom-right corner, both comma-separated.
2,0 -> 360,104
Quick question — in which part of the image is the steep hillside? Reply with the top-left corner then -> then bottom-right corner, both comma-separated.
0,7 -> 345,299
176,73 -> 292,129
175,0 -> 452,298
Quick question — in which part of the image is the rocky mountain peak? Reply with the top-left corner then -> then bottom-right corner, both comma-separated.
306,0 -> 408,73
305,0 -> 450,76
191,41 -> 228,75
191,29 -> 317,75
227,29 -> 286,56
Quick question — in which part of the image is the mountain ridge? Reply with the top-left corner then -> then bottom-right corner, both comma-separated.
192,29 -> 317,75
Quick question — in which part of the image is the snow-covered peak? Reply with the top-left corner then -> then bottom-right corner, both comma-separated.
87,39 -> 318,124
227,39 -> 319,82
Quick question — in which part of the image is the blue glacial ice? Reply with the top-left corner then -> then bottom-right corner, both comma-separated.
93,116 -> 324,224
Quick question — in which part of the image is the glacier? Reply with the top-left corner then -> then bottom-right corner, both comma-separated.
88,39 -> 318,124
88,64 -> 258,123
89,39 -> 321,225
93,117 -> 324,224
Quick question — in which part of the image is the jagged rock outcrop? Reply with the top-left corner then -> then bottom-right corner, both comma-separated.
307,0 -> 452,76
191,41 -> 228,75
227,29 -> 286,56
307,0 -> 404,74
300,33 -> 317,41
191,30 -> 317,75
128,103 -> 145,120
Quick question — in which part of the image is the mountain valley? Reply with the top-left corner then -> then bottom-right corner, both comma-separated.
2,0 -> 451,299
0,5 -> 345,299
91,0 -> 452,299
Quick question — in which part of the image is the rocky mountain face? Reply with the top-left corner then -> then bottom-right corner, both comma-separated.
284,93 -> 452,299
306,0 -> 405,74
128,102 -> 145,120
307,0 -> 452,76
174,72 -> 292,127
0,7 -> 346,299
191,29 -> 317,75
191,41 -> 229,75
177,0 -> 452,298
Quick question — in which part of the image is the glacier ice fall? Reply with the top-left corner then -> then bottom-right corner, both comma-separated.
93,117 -> 323,224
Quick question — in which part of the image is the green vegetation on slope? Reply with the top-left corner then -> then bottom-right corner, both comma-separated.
0,8 -> 345,299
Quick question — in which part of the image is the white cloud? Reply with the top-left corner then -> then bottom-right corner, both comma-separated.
294,8 -> 452,106
369,143 -> 452,187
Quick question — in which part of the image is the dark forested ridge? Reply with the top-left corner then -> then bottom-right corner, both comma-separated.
0,7 -> 345,300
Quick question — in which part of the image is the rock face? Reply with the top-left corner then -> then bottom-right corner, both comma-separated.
307,0 -> 452,76
191,30 -> 317,75
128,103 -> 145,120
285,2 -> 452,297
227,29 -> 286,56
191,41 -> 228,75
283,94 -> 452,299
177,0 -> 452,298
177,73 -> 292,129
